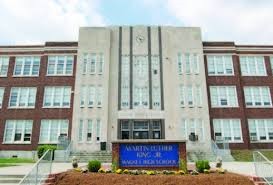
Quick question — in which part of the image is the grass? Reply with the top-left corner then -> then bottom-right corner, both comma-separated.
0,158 -> 35,163
231,150 -> 273,162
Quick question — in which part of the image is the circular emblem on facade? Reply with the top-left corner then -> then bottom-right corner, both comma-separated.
136,35 -> 145,43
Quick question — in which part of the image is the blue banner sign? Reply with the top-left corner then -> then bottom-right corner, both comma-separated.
119,143 -> 179,167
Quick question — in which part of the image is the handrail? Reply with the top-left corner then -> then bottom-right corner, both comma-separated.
253,151 -> 273,184
65,141 -> 72,161
19,149 -> 53,185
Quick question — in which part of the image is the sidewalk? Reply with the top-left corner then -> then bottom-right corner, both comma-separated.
0,162 -> 255,176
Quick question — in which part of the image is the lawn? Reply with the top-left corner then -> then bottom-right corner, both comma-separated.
0,163 -> 17,168
231,150 -> 273,162
0,158 -> 35,163
53,171 -> 254,185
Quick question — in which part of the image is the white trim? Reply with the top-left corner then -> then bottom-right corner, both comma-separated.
0,47 -> 77,52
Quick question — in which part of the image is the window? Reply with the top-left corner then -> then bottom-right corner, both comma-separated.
121,121 -> 130,139
80,86 -> 87,107
78,120 -> 84,142
0,87 -> 4,108
81,53 -> 104,75
133,55 -> 149,108
210,86 -> 238,107
270,57 -> 273,74
82,53 -> 88,74
43,86 -> 71,108
244,86 -> 271,107
39,120 -> 68,143
240,56 -> 266,76
133,121 -> 149,139
177,53 -> 183,74
14,56 -> 40,76
97,53 -> 104,74
90,53 -> 96,74
0,57 -> 9,76
96,85 -> 103,107
213,119 -> 242,142
9,87 -> 37,108
181,119 -> 204,141
121,55 -> 130,109
179,85 -> 202,107
4,120 -> 33,144
96,119 -> 101,141
249,119 -> 273,142
87,120 -> 93,142
88,85 -> 96,107
177,53 -> 200,75
151,55 -> 161,109
207,55 -> 234,75
47,56 -> 73,76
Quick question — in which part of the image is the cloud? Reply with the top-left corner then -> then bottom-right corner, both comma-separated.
164,0 -> 273,44
0,0 -> 105,44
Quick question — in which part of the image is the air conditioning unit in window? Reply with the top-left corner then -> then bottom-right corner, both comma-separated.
189,134 -> 198,142
250,136 -> 258,141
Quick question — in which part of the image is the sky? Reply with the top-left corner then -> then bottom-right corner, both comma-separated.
0,0 -> 273,45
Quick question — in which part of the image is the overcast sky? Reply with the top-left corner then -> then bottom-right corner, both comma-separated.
0,0 -> 272,45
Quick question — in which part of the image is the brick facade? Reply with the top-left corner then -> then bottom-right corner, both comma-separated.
0,42 -> 77,151
204,42 -> 273,149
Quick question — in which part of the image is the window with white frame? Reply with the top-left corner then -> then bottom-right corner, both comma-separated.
47,56 -> 73,76
81,53 -> 104,75
177,53 -> 200,75
0,57 -> 9,76
96,119 -> 101,141
87,120 -> 93,142
14,56 -> 40,76
240,56 -> 266,76
152,55 -> 161,109
121,55 -> 130,109
244,86 -> 272,107
179,85 -> 202,107
80,85 -> 87,107
133,55 -> 149,108
88,85 -> 96,107
0,87 -> 4,108
43,86 -> 71,108
210,86 -> 238,107
96,85 -> 103,107
207,55 -> 234,75
4,120 -> 33,144
213,119 -> 242,142
78,119 -> 84,142
181,118 -> 204,141
39,119 -> 68,143
9,87 -> 37,108
248,119 -> 273,142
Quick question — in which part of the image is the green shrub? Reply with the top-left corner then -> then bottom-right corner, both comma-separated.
37,145 -> 57,159
88,160 -> 101,172
195,160 -> 210,173
179,159 -> 187,173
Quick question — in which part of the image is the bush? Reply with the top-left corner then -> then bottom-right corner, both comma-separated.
37,145 -> 57,159
88,160 -> 101,172
195,160 -> 210,173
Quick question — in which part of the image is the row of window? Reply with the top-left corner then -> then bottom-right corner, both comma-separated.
205,55 -> 273,76
82,53 -> 104,75
3,119 -> 69,144
213,119 -> 273,143
209,86 -> 272,108
0,56 -> 74,77
177,53 -> 200,75
78,119 -> 101,142
181,118 -> 273,143
0,86 -> 72,109
80,85 -> 103,108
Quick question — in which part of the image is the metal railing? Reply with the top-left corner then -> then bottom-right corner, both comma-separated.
211,140 -> 232,159
253,151 -> 273,184
19,149 -> 53,185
